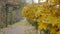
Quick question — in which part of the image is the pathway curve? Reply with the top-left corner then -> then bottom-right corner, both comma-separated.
0,19 -> 38,34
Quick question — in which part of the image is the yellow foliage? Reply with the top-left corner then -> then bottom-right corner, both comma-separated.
38,23 -> 48,30
39,0 -> 59,6
22,2 -> 60,34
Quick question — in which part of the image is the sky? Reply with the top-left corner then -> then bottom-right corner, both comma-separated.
26,0 -> 46,3
26,0 -> 38,3
33,0 -> 46,3
33,0 -> 38,3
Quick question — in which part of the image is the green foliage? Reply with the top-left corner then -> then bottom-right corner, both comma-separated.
0,22 -> 6,28
0,0 -> 26,28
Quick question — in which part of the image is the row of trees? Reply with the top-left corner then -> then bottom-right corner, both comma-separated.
0,0 -> 26,28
